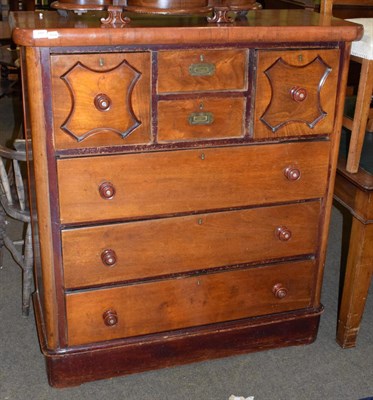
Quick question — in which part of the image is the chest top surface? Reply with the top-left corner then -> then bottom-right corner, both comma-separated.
10,9 -> 362,48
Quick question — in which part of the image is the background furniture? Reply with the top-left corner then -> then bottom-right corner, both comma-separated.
321,0 -> 373,173
334,134 -> 373,348
0,139 -> 33,316
0,44 -> 19,98
320,0 -> 373,347
0,21 -> 11,44
11,9 -> 360,387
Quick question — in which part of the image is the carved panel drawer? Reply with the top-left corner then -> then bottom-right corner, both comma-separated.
57,141 -> 330,224
254,49 -> 340,138
62,201 -> 320,289
65,259 -> 315,346
50,52 -> 151,150
157,97 -> 246,142
157,49 -> 248,93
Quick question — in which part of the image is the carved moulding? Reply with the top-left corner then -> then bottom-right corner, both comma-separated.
60,60 -> 141,142
260,56 -> 332,133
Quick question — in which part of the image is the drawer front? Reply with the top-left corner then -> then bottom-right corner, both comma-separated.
254,49 -> 340,138
157,97 -> 246,142
66,259 -> 315,345
157,49 -> 248,93
62,201 -> 320,288
51,52 -> 151,150
57,141 -> 330,224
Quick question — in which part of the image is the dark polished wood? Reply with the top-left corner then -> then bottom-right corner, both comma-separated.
11,10 -> 361,387
34,293 -> 323,388
9,10 -> 363,47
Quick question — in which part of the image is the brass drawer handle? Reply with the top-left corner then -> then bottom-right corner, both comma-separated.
103,309 -> 118,327
284,166 -> 301,181
189,112 -> 214,126
101,249 -> 117,267
276,226 -> 292,241
272,283 -> 288,299
189,62 -> 216,77
99,181 -> 116,199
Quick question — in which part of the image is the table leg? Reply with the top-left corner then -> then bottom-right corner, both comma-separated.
337,218 -> 373,348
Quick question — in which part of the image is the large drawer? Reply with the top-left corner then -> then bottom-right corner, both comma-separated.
57,141 -> 330,224
65,259 -> 315,346
51,52 -> 151,150
62,201 -> 320,289
157,49 -> 248,93
254,49 -> 340,138
157,97 -> 246,142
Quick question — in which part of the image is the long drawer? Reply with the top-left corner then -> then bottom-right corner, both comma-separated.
65,259 -> 315,346
62,201 -> 320,289
57,141 -> 330,224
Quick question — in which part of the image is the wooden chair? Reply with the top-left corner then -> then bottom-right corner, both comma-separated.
334,135 -> 373,348
321,0 -> 373,347
321,0 -> 373,173
0,139 -> 33,316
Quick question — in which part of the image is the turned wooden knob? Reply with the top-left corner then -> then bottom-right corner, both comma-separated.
284,166 -> 301,181
272,283 -> 288,299
101,249 -> 117,266
290,86 -> 307,102
99,181 -> 116,199
276,226 -> 292,241
94,93 -> 112,111
103,309 -> 118,327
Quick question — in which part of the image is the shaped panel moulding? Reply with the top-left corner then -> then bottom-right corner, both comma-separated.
260,56 -> 331,132
61,60 -> 142,142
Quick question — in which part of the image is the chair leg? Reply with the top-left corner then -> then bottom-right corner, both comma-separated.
337,218 -> 373,348
346,59 -> 373,173
0,207 -> 5,269
22,223 -> 33,316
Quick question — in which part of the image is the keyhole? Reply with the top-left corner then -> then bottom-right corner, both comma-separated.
99,58 -> 105,67
298,54 -> 303,62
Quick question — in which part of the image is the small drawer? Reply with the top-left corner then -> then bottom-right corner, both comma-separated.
157,97 -> 246,142
66,259 -> 315,345
62,201 -> 320,289
254,49 -> 340,138
57,141 -> 330,224
51,52 -> 152,150
157,49 -> 248,93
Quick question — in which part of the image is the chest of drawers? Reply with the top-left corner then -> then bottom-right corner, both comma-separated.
11,10 -> 362,387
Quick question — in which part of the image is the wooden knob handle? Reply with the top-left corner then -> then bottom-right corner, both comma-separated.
99,181 -> 116,199
290,86 -> 307,102
101,249 -> 117,266
284,166 -> 301,181
94,93 -> 112,111
272,283 -> 288,299
276,226 -> 292,241
103,309 -> 118,327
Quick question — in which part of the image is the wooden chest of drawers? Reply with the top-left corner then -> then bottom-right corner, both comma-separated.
11,10 -> 361,387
